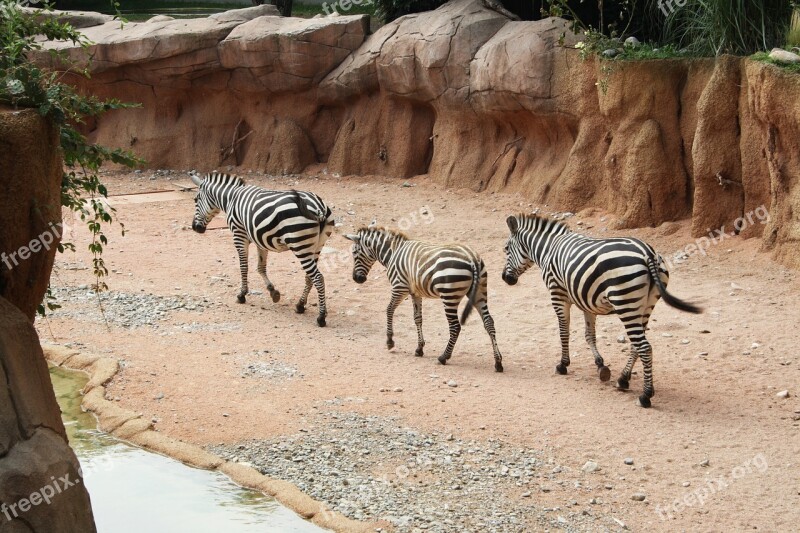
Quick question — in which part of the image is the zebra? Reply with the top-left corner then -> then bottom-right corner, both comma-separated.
189,172 -> 334,327
343,227 -> 503,372
501,214 -> 701,408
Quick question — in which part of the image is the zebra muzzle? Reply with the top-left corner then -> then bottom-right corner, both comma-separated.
191,221 -> 206,234
502,271 -> 517,285
353,273 -> 367,284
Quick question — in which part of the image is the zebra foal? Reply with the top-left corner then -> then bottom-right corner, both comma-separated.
190,172 -> 334,326
502,214 -> 701,408
344,227 -> 503,372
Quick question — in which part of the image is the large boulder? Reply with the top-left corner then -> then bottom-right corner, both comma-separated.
219,14 -> 369,93
0,106 -> 62,321
0,296 -> 96,531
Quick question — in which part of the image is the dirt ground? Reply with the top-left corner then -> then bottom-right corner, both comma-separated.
39,169 -> 800,532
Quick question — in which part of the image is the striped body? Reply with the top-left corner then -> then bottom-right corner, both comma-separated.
502,214 -> 700,408
345,227 -> 503,372
190,172 -> 334,326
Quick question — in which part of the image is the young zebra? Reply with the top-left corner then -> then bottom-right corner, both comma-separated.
190,172 -> 334,326
344,227 -> 503,372
502,214 -> 701,408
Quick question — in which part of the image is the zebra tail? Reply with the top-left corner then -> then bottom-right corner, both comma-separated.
460,262 -> 481,325
290,189 -> 324,231
647,257 -> 702,314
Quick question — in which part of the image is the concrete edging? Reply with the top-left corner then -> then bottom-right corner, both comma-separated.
43,343 -> 383,533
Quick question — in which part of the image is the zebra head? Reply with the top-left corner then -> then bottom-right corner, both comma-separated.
503,214 -> 572,285
343,229 -> 378,284
190,172 -> 242,233
502,215 -> 532,286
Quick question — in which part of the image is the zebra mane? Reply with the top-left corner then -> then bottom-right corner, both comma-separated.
517,213 -> 572,235
206,172 -> 246,187
359,226 -> 409,241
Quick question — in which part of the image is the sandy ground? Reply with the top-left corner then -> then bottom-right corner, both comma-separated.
39,169 -> 800,532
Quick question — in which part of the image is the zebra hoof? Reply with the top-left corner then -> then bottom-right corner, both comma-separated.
437,355 -> 448,365
414,347 -> 424,357
637,395 -> 652,408
295,303 -> 305,314
270,290 -> 281,303
616,378 -> 629,390
237,294 -> 246,304
495,362 -> 504,373
386,339 -> 394,350
555,363 -> 568,375
598,365 -> 611,382
316,315 -> 326,327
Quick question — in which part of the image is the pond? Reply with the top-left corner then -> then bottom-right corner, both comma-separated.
50,367 -> 325,533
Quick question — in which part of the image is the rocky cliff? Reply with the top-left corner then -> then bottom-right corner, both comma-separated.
0,109 -> 96,530
36,0 -> 800,268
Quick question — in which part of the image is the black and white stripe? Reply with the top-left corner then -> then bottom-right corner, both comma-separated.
344,227 -> 503,372
190,172 -> 334,327
502,214 -> 701,407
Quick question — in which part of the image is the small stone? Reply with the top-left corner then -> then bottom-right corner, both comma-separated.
682,481 -> 691,487
700,459 -> 710,467
393,387 -> 403,393
589,497 -> 598,505
521,491 -> 531,498
222,413 -> 230,417
447,380 -> 458,388
769,48 -> 800,63
631,492 -> 646,502
604,483 -> 613,490
602,48 -> 618,58
776,390 -> 790,399
623,457 -> 634,465
154,392 -> 164,400
680,339 -> 690,345
582,461 -> 599,473
624,36 -> 640,46
617,335 -> 626,343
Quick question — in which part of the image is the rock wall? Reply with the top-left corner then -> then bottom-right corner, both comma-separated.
0,110 -> 97,530
35,0 -> 800,268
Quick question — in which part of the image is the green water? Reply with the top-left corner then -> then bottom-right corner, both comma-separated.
50,367 -> 325,533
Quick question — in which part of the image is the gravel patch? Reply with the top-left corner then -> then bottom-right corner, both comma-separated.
50,287 -> 210,328
209,414 -> 620,532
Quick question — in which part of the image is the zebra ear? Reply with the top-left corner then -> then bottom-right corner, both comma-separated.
189,172 -> 203,186
506,216 -> 519,235
343,234 -> 360,243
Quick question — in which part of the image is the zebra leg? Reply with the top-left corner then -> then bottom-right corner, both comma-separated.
478,301 -> 503,373
552,297 -> 571,375
616,345 -> 638,391
584,312 -> 610,381
437,299 -> 461,365
233,232 -> 250,304
618,318 -> 655,407
256,248 -> 280,303
295,275 -> 312,314
386,288 -> 408,350
412,295 -> 425,357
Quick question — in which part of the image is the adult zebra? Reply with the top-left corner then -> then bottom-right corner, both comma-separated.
344,227 -> 503,372
190,172 -> 334,327
502,214 -> 701,408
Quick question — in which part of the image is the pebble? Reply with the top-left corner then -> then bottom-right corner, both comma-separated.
700,459 -> 710,467
623,458 -> 634,465
682,481 -> 691,487
154,392 -> 164,400
602,48 -> 618,58
582,461 -> 599,473
447,380 -> 458,388
776,390 -> 790,399
616,335 -> 626,343
631,493 -> 646,502
393,387 -> 403,393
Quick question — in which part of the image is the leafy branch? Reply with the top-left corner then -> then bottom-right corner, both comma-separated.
0,0 -> 143,314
